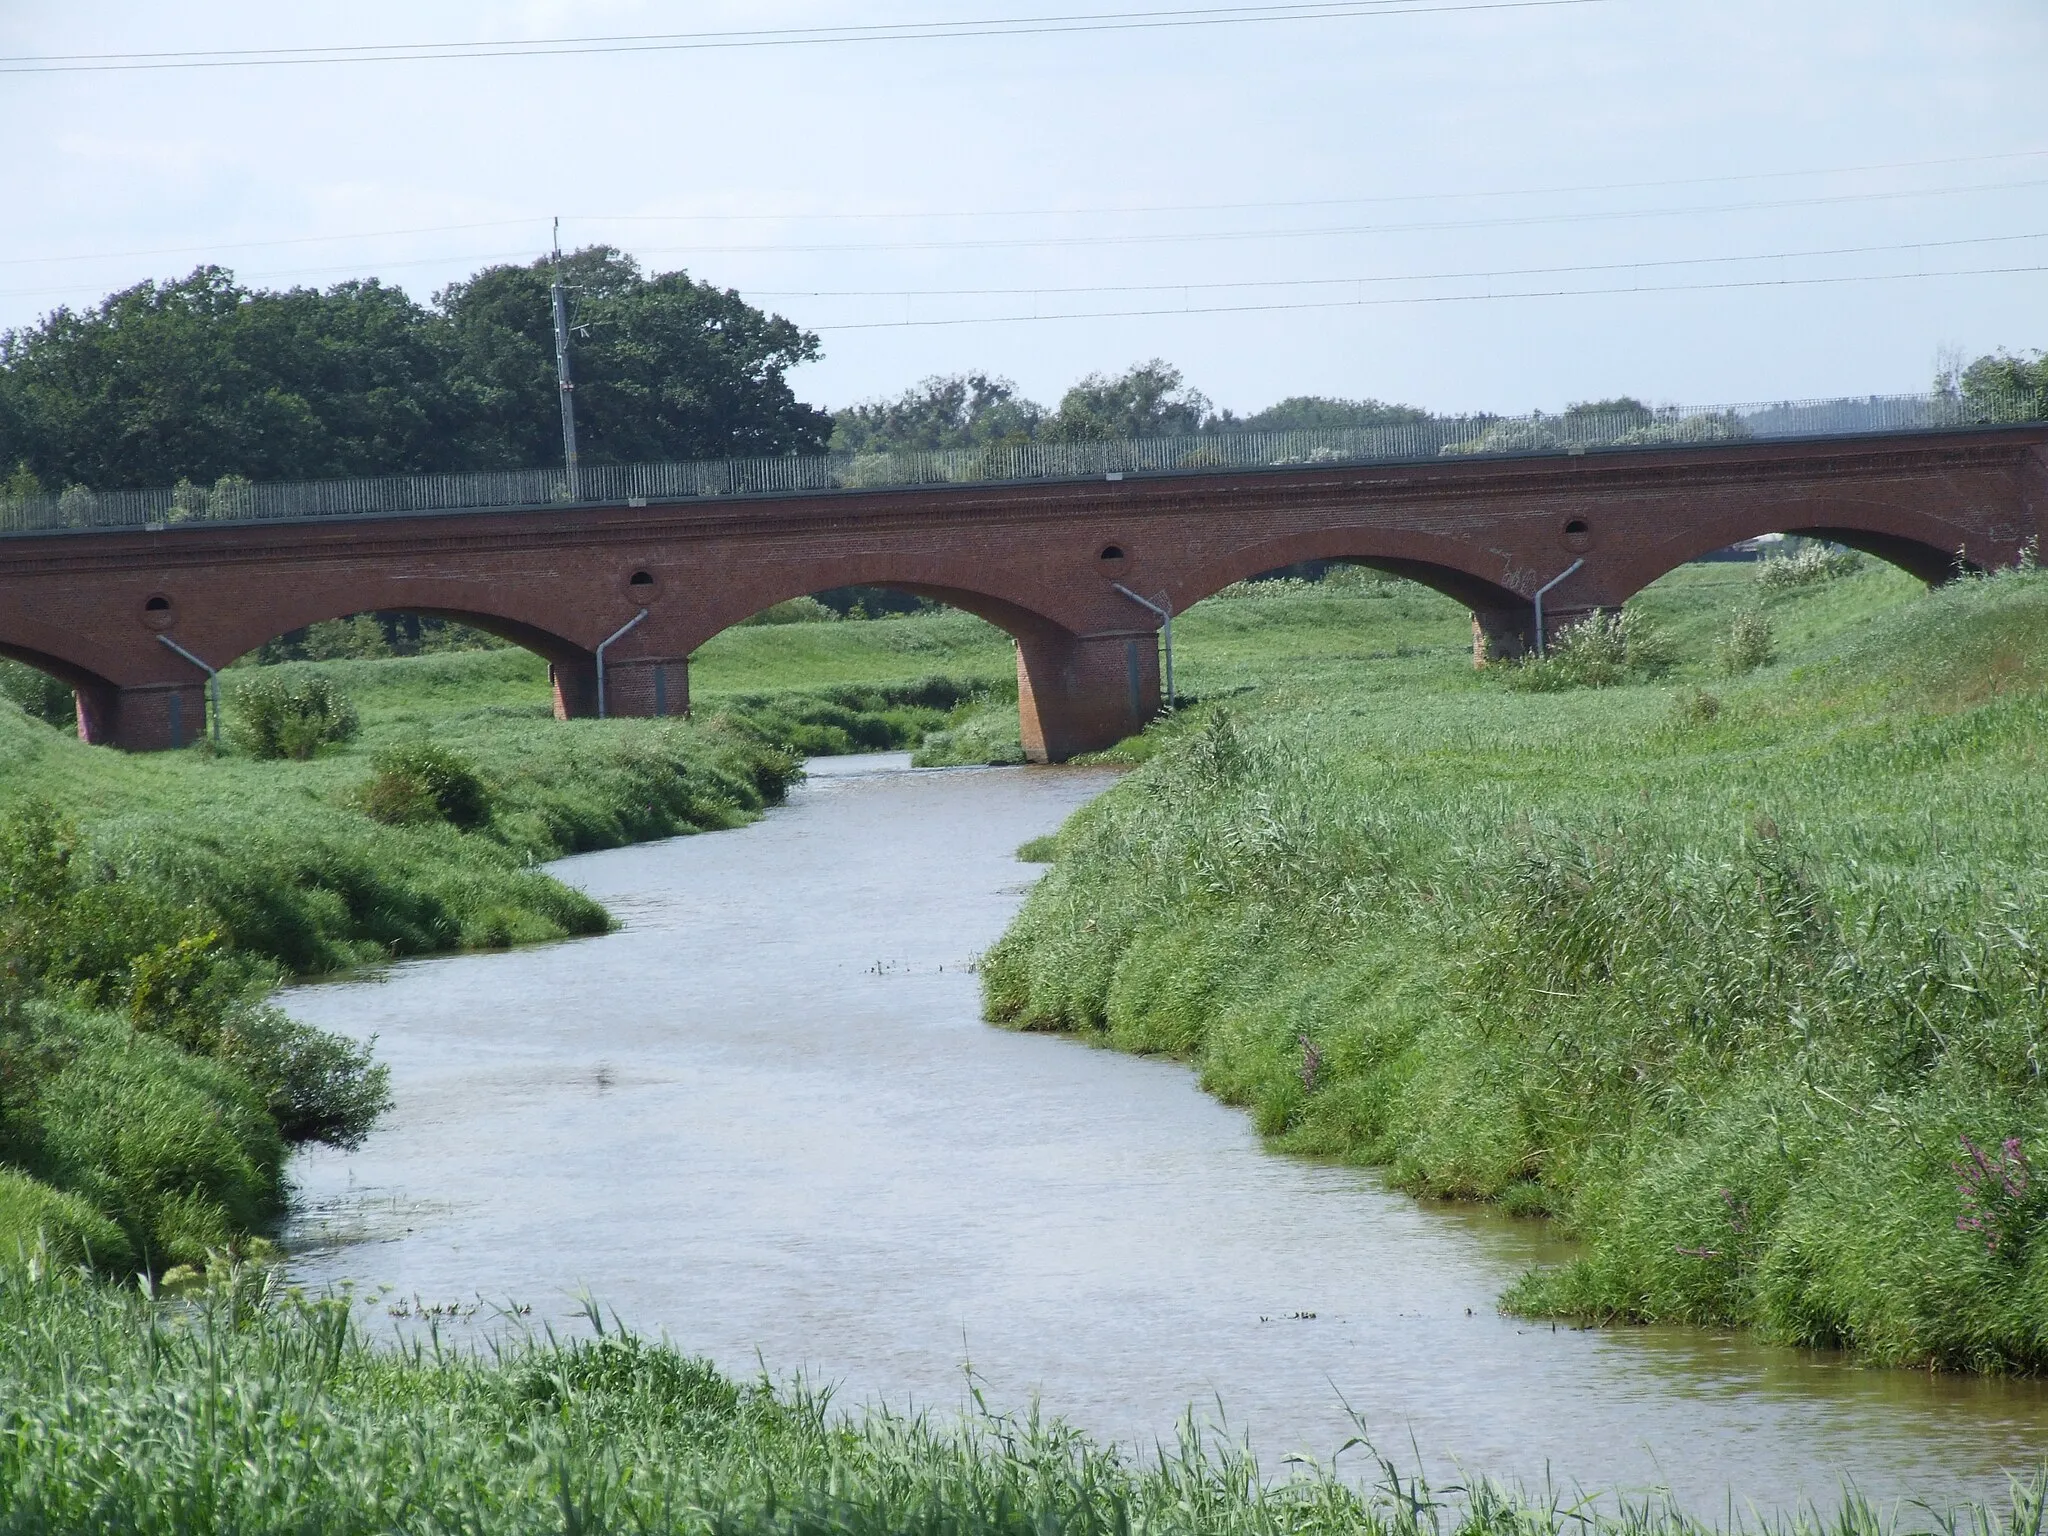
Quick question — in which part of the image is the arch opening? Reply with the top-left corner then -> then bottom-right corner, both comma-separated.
1172,533 -> 1541,668
0,643 -> 103,734
692,573 -> 1132,764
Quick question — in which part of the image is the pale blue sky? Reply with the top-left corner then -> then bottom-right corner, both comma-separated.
3,0 -> 2044,416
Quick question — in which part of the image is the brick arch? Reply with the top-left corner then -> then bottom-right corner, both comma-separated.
1604,505 -> 2002,600
672,567 -> 1080,657
1163,526 -> 1533,616
206,577 -> 596,668
0,619 -> 123,695
656,565 -> 1145,764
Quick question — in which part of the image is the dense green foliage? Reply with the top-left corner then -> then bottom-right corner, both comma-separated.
0,249 -> 828,490
229,672 -> 361,759
0,639 -> 853,1272
830,362 -> 1439,454
2,1262 -> 2043,1534
986,559 -> 2048,1370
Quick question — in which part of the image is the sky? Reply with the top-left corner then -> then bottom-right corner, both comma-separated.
2,0 -> 2045,417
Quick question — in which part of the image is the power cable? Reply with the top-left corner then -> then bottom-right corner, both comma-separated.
809,261 -> 2048,329
6,148 -> 2042,273
573,147 -> 2048,225
744,228 -> 2048,299
0,0 -> 1606,74
611,175 -> 2048,257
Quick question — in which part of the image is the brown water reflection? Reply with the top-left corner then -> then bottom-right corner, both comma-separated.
284,754 -> 2048,1516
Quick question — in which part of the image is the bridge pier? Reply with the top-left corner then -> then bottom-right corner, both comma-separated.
596,656 -> 690,719
88,681 -> 210,750
1471,605 -> 1604,665
1471,609 -> 1533,665
550,655 -> 690,720
1017,631 -> 1160,762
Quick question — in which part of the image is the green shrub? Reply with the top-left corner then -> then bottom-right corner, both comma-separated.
0,1167 -> 133,1272
354,740 -> 492,829
1502,606 -> 1673,690
1717,609 -> 1775,674
0,661 -> 73,728
1668,687 -> 1722,727
28,1032 -> 286,1268
228,672 -> 359,759
742,595 -> 840,625
1755,543 -> 1863,590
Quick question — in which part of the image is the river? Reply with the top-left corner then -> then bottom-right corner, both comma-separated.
283,754 -> 2048,1517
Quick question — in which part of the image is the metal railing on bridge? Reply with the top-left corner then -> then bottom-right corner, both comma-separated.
2,389 -> 2041,538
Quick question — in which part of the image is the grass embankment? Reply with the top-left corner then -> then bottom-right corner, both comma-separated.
5,1263 -> 2046,1536
0,615 -> 1020,1276
985,560 -> 2048,1371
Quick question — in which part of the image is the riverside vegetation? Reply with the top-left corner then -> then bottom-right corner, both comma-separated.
986,551 -> 2048,1372
0,605 -> 1034,1280
12,1264 -> 2048,1536
8,557 -> 2048,1529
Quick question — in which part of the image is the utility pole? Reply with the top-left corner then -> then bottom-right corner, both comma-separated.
550,217 -> 581,501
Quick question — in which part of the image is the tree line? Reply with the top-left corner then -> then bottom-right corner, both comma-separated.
0,248 -> 830,493
1,247 -> 2041,494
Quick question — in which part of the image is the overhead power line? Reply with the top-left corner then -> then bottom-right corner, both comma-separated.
808,261 -> 2048,330
617,175 -> 2048,257
575,147 -> 2048,225
745,228 -> 2048,300
5,147 -> 2041,275
0,0 -> 1604,74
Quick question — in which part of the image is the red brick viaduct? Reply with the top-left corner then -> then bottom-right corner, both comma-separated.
3,424 -> 2044,760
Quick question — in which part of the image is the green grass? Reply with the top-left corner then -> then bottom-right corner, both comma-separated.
2,1259 -> 2044,1535
983,557 -> 2048,1371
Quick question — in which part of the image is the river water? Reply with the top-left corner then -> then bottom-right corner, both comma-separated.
284,755 -> 2048,1517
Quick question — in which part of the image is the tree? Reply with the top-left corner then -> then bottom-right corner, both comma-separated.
1953,350 -> 2048,423
0,268 -> 464,488
1207,395 -> 1431,433
1563,397 -> 1655,425
0,248 -> 833,489
436,246 -> 830,467
832,373 -> 1044,453
1044,360 -> 1210,441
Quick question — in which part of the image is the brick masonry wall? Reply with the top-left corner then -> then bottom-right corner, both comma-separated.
3,427 -> 2042,756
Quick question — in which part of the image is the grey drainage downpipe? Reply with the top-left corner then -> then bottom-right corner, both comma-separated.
156,634 -> 221,746
594,608 -> 649,720
1531,558 -> 1585,659
1111,584 -> 1174,708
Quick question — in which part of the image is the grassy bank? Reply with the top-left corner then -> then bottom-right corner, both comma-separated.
0,616 -> 1016,1274
984,559 -> 2048,1370
3,1261 -> 2044,1535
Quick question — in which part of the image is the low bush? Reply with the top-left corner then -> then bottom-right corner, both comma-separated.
228,671 -> 359,759
1717,609 -> 1775,674
1501,606 -> 1674,690
0,661 -> 73,727
742,595 -> 840,625
354,741 -> 492,829
0,1167 -> 133,1272
1755,543 -> 1863,591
